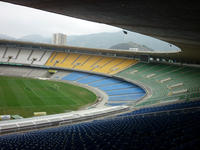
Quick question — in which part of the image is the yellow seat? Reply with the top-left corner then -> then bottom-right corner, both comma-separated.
45,52 -> 138,75
55,52 -> 68,67
81,55 -> 102,71
98,58 -> 123,74
74,55 -> 91,70
93,57 -> 113,73
45,52 -> 57,66
61,53 -> 80,68
110,59 -> 138,74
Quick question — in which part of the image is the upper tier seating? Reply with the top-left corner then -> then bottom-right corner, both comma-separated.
0,100 -> 199,150
0,48 -> 137,74
45,52 -> 137,74
62,72 -> 145,105
0,47 -> 52,65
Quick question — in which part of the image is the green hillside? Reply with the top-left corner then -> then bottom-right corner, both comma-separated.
0,76 -> 96,118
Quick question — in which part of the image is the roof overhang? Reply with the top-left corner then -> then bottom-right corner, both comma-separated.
0,39 -> 189,63
1,0 -> 200,63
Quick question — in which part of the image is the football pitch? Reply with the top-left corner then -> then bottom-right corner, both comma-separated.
0,76 -> 96,118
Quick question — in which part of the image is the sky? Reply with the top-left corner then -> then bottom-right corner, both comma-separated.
0,1 -> 121,38
0,1 -> 180,51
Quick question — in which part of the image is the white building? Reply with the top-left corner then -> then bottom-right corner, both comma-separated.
52,33 -> 67,45
129,47 -> 139,51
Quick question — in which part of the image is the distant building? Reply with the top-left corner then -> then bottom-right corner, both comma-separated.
52,33 -> 67,45
129,47 -> 139,51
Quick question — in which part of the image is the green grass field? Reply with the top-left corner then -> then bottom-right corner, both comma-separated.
0,76 -> 96,118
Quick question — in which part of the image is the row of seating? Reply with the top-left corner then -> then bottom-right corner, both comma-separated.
45,52 -> 137,74
119,100 -> 200,117
0,100 -> 199,150
0,48 -> 137,75
117,62 -> 200,106
61,72 -> 146,105
0,47 -> 52,65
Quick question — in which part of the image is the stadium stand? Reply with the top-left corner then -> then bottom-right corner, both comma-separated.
0,66 -> 48,78
50,71 -> 70,79
0,0 -> 200,148
0,48 -> 137,75
0,47 -> 200,150
0,100 -> 199,150
31,51 -> 52,65
62,72 -> 146,105
61,72 -> 89,81
45,52 -> 137,74
0,45 -> 200,150
13,49 -> 33,64
0,47 -> 52,65
117,62 -> 200,106
119,100 -> 200,116
0,106 -> 128,134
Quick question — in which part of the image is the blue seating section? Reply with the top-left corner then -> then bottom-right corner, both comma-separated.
0,101 -> 200,150
106,88 -> 144,95
88,78 -> 122,87
77,75 -> 106,84
99,83 -> 136,91
109,93 -> 146,101
106,103 -> 127,106
62,72 -> 146,105
120,100 -> 200,117
61,72 -> 88,81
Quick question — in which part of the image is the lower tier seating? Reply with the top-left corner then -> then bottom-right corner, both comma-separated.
0,100 -> 199,150
62,72 -> 146,105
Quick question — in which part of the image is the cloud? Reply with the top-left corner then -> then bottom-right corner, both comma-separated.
0,1 -> 120,38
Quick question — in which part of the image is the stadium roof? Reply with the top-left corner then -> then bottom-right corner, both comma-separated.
0,39 -> 184,62
1,0 -> 200,63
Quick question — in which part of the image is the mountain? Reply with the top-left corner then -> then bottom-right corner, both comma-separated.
67,31 -> 179,51
0,34 -> 16,40
0,31 -> 179,51
110,42 -> 154,51
18,34 -> 51,43
67,32 -> 123,49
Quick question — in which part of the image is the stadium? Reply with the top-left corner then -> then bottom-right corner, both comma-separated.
0,1 -> 200,150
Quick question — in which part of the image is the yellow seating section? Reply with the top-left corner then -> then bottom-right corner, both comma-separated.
97,58 -> 123,74
45,52 -> 137,74
80,55 -> 102,71
45,52 -> 58,66
92,57 -> 114,72
109,59 -> 137,74
74,55 -> 90,69
60,53 -> 80,68
55,52 -> 68,67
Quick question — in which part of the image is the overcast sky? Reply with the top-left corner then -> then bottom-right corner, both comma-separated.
0,1 -> 121,38
0,1 -> 180,51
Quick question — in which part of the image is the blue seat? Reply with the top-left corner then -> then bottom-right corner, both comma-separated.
77,75 -> 106,84
1,103 -> 200,150
106,88 -> 145,95
62,72 -> 88,81
109,93 -> 145,101
99,82 -> 137,91
88,78 -> 122,87
106,103 -> 127,106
